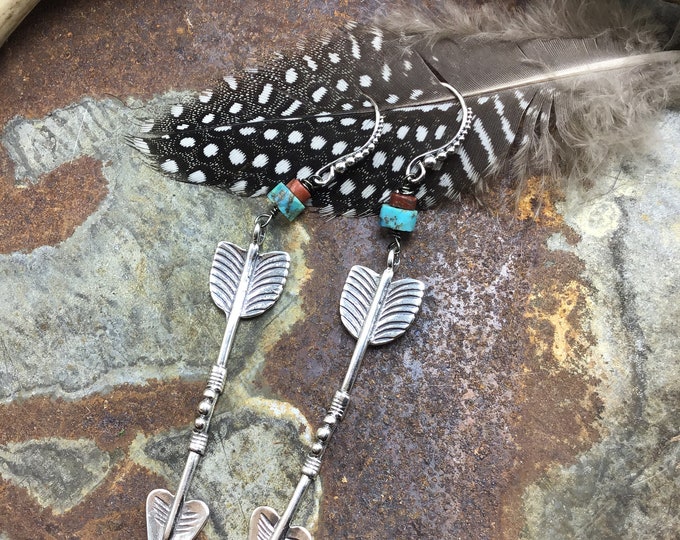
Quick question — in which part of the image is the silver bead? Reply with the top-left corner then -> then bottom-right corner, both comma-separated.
198,399 -> 212,415
335,162 -> 346,173
323,414 -> 337,426
203,388 -> 217,400
367,143 -> 375,151
317,425 -> 332,441
423,155 -> 437,168
194,417 -> 207,431
437,151 -> 448,161
311,442 -> 324,455
346,156 -> 356,166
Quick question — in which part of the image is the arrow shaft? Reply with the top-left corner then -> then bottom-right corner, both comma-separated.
340,266 -> 393,393
160,240 -> 262,539
262,266 -> 398,539
216,241 -> 260,368
162,452 -> 201,540
269,476 -> 313,540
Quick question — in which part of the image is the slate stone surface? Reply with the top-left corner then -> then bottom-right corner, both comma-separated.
0,1 -> 678,539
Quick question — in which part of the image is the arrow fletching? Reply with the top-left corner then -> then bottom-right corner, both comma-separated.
340,265 -> 425,345
248,506 -> 312,540
146,489 -> 209,540
209,241 -> 290,319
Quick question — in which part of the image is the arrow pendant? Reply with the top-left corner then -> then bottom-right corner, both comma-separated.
250,247 -> 424,540
147,221 -> 290,540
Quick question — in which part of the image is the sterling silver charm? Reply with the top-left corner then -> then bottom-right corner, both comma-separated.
147,217 -> 290,540
249,245 -> 424,540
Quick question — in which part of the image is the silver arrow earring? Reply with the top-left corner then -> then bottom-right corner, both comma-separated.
145,97 -> 384,540
249,82 -> 472,540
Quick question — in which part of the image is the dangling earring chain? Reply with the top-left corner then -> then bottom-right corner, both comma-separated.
250,83 -> 472,540
145,98 -> 384,540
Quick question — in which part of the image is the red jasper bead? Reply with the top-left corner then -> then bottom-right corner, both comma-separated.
287,179 -> 312,203
388,192 -> 418,210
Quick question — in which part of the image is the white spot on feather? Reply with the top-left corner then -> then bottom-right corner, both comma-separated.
382,64 -> 391,82
170,104 -> 183,117
303,55 -> 318,71
161,159 -> 179,173
203,143 -> 219,157
229,148 -> 246,165
285,68 -> 298,83
264,129 -> 279,140
372,151 -> 387,168
202,113 -> 215,124
332,141 -> 348,155
397,126 -> 410,139
288,131 -> 303,144
275,159 -> 291,174
231,180 -> 247,194
362,184 -> 376,199
223,76 -> 238,89
472,117 -> 497,164
310,136 -> 326,150
312,86 -> 328,102
297,166 -> 313,178
340,179 -> 355,194
281,100 -> 302,116
229,102 -> 243,114
188,170 -> 207,183
180,137 -> 195,148
359,75 -> 372,88
253,154 -> 268,168
258,83 -> 273,104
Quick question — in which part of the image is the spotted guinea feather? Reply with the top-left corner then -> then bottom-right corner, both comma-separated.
132,0 -> 680,217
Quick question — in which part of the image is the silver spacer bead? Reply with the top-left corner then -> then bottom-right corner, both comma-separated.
423,155 -> 437,168
311,442 -> 324,455
194,417 -> 206,431
317,425 -> 332,441
198,399 -> 212,415
203,388 -> 217,400
335,162 -> 346,173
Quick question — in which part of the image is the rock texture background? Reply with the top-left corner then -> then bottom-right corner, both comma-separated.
0,1 -> 678,539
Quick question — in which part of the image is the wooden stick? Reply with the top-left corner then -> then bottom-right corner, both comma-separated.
0,0 -> 41,47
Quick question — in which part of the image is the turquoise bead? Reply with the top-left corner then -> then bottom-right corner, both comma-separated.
267,182 -> 306,221
379,204 -> 418,232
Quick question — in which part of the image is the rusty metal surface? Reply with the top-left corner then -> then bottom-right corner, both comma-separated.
0,1 -> 677,539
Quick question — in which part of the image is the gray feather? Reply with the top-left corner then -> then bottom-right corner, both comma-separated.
379,0 -> 680,200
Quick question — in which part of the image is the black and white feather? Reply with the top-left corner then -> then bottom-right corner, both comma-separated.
131,0 -> 680,216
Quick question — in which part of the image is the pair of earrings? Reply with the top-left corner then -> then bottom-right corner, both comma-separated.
145,84 -> 471,540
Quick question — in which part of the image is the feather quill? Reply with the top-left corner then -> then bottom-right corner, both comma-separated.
131,0 -> 680,216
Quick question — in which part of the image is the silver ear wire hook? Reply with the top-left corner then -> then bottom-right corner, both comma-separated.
311,95 -> 385,186
405,82 -> 472,184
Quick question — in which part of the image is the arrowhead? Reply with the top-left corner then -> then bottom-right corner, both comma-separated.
146,489 -> 209,540
248,506 -> 312,540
